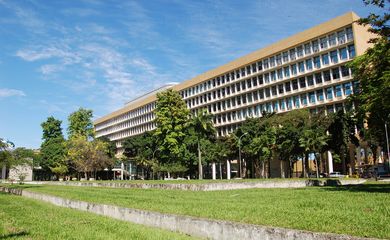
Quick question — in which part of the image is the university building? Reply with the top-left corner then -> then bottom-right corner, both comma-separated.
94,12 -> 374,175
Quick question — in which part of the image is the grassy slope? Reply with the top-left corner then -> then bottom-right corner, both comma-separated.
12,182 -> 390,239
0,192 -> 196,240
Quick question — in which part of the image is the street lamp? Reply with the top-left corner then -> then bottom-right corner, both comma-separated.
385,120 -> 390,163
238,132 -> 248,178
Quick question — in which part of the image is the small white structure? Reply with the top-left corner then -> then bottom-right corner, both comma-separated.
8,164 -> 33,182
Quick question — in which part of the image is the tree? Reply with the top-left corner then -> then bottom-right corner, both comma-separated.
67,136 -> 114,179
349,0 -> 390,160
0,138 -> 14,178
40,117 -> 67,178
154,89 -> 190,166
68,108 -> 94,139
189,110 -> 216,179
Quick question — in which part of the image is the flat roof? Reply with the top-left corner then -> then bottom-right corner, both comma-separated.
94,11 -> 359,125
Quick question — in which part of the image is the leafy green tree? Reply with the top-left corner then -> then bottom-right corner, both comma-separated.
349,0 -> 390,160
40,117 -> 67,178
1,138 -> 14,178
67,108 -> 94,139
98,136 -> 117,159
189,110 -> 216,179
154,89 -> 190,166
67,136 -> 114,179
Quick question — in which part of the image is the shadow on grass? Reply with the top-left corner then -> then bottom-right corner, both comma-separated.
321,183 -> 390,193
0,231 -> 29,239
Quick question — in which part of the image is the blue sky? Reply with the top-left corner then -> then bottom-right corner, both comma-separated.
0,0 -> 383,149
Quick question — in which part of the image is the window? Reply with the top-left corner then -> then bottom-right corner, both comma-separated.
263,59 -> 269,69
264,73 -> 270,83
252,77 -> 258,87
330,50 -> 338,63
298,61 -> 305,73
337,30 -> 346,44
291,64 -> 297,75
241,81 -> 246,90
316,89 -> 324,101
241,68 -> 246,77
332,67 -> 340,80
327,105 -> 334,114
277,68 -> 283,80
253,91 -> 258,101
309,92 -> 316,103
297,46 -> 304,57
246,66 -> 251,75
259,89 -> 264,99
258,75 -> 264,85
343,82 -> 352,95
341,66 -> 350,77
236,82 -> 241,92
304,43 -> 311,55
334,85 -> 342,97
301,94 -> 308,105
339,47 -> 348,60
287,97 -> 293,110
258,61 -> 263,71
313,56 -> 321,68
265,88 -> 271,98
315,73 -> 322,84
271,71 -> 276,81
270,56 -> 275,68
323,70 -> 331,81
284,67 -> 290,78
299,77 -> 306,88
307,75 -> 314,86
280,99 -> 286,110
353,81 -> 360,94
306,59 -> 313,70
348,44 -> 355,58
247,79 -> 252,88
292,79 -> 298,90
282,51 -> 289,62
290,49 -> 296,61
312,40 -> 319,52
276,54 -> 282,65
252,63 -> 257,73
329,33 -> 336,46
278,84 -> 284,94
294,96 -> 300,108
322,53 -> 329,65
320,37 -> 328,49
326,87 -> 333,99
346,27 -> 353,40
271,86 -> 277,96
285,82 -> 291,92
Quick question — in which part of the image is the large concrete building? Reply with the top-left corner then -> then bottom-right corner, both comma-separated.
94,12 -> 374,171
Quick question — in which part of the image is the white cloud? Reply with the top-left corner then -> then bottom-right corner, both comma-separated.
0,88 -> 26,98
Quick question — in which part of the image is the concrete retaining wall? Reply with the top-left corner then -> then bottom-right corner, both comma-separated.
33,179 -> 366,191
0,187 -> 377,240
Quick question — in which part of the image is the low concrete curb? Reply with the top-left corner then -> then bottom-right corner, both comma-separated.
30,179 -> 367,191
0,187 -> 378,240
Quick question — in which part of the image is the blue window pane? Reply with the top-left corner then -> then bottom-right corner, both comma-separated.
306,59 -> 313,70
309,92 -> 316,103
291,64 -> 297,75
326,87 -> 333,99
313,56 -> 321,68
299,62 -> 305,73
280,100 -> 286,110
348,45 -> 355,58
339,48 -> 348,60
284,67 -> 290,78
335,85 -> 342,97
294,96 -> 300,108
322,53 -> 329,65
343,82 -> 352,95
316,89 -> 324,101
301,94 -> 308,105
330,50 -> 338,63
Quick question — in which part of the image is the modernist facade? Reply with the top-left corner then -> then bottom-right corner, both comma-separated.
94,12 -> 373,158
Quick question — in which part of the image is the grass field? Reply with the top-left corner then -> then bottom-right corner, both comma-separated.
0,192 -> 196,240
6,182 -> 389,239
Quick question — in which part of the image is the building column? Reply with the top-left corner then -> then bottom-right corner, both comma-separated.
226,160 -> 231,180
120,162 -> 124,180
212,162 -> 216,180
1,166 -> 6,179
327,151 -> 334,174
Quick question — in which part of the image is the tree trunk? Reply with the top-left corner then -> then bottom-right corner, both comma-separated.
302,155 -> 306,178
219,162 -> 222,180
198,140 -> 203,179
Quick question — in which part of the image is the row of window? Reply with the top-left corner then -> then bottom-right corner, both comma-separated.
108,122 -> 156,141
185,65 -> 352,110
181,26 -> 354,99
96,102 -> 156,132
215,101 -> 350,137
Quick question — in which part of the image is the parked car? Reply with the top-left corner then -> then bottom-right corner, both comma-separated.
329,172 -> 346,178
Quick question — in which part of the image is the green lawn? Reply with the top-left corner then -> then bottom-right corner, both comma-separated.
6,182 -> 389,239
0,192 -> 196,240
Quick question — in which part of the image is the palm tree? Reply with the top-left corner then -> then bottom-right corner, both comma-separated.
191,110 -> 216,179
299,129 -> 328,178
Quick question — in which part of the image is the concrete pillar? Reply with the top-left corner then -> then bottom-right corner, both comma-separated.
212,162 -> 216,180
120,162 -> 124,180
226,160 -> 231,180
327,151 -> 333,174
1,166 -> 6,179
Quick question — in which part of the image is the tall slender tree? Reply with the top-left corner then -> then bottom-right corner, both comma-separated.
67,108 -> 94,139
